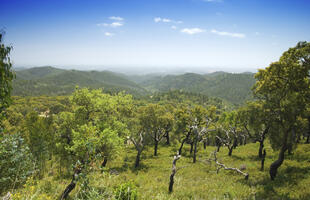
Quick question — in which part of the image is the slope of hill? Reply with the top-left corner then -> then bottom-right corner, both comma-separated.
133,72 -> 256,104
13,67 -> 148,97
13,67 -> 256,104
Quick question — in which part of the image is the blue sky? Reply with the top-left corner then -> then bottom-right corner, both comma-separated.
1,0 -> 310,72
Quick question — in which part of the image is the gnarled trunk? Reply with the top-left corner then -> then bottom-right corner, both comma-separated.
60,167 -> 81,199
270,143 -> 287,180
168,154 -> 181,193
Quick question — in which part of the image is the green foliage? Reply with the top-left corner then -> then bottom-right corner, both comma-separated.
0,133 -> 35,194
253,41 -> 310,150
114,181 -> 138,200
0,32 -> 15,121
23,111 -> 55,171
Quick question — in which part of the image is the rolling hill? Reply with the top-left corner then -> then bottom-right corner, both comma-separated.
12,66 -> 257,104
131,72 -> 256,104
12,66 -> 148,97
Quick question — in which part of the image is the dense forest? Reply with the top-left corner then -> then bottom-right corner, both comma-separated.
1,33 -> 310,200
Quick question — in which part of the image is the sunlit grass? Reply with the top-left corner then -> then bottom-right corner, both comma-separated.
13,141 -> 310,199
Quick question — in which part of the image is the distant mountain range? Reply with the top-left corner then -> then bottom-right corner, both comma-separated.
12,66 -> 256,104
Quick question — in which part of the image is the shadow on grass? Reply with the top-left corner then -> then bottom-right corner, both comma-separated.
131,163 -> 151,174
239,165 -> 310,199
107,161 -> 151,175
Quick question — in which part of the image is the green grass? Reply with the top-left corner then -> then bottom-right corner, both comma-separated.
12,142 -> 310,199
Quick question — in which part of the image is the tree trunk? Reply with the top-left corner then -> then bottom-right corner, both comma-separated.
269,143 -> 287,180
258,128 -> 268,158
261,149 -> 266,171
288,145 -> 292,155
228,147 -> 233,156
258,140 -> 264,158
189,142 -> 194,154
178,140 -> 185,155
306,117 -> 310,144
135,150 -> 141,168
154,140 -> 158,156
168,154 -> 181,193
233,137 -> 238,149
296,134 -> 300,143
60,168 -> 81,200
179,131 -> 191,155
165,131 -> 170,145
193,140 -> 198,163
203,139 -> 207,149
101,157 -> 108,168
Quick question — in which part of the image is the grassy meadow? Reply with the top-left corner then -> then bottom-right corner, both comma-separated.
12,141 -> 310,200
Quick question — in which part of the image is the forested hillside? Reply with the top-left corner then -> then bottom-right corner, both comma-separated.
12,66 -> 148,97
13,66 -> 255,105
134,72 -> 256,104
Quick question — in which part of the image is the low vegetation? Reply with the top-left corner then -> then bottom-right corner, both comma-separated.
7,142 -> 310,199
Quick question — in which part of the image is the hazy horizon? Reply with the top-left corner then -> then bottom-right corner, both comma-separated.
13,64 -> 259,75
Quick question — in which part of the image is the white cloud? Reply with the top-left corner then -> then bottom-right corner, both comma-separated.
154,17 -> 161,23
211,29 -> 245,38
97,22 -> 123,28
109,16 -> 123,21
181,28 -> 205,35
104,32 -> 114,37
110,22 -> 123,27
154,17 -> 183,24
171,26 -> 177,30
162,18 -> 171,23
255,32 -> 260,35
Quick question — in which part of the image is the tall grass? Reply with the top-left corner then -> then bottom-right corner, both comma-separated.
12,141 -> 310,199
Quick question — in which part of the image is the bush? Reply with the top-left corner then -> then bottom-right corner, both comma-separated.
114,181 -> 138,200
0,133 -> 35,194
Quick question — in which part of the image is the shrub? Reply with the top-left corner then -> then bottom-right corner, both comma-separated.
114,181 -> 138,200
0,133 -> 35,194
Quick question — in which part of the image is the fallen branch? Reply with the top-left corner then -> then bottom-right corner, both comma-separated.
210,150 -> 249,180
215,161 -> 249,180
